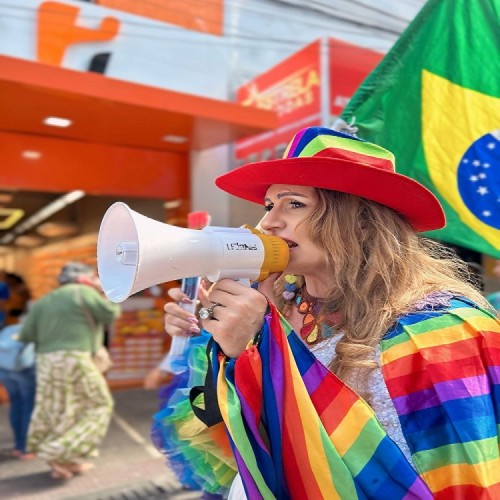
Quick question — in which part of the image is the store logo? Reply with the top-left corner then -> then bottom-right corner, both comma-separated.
37,1 -> 120,70
241,66 -> 320,117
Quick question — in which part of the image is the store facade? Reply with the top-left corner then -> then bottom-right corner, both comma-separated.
0,0 -> 431,389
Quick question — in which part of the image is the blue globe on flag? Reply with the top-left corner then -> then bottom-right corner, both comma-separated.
457,130 -> 500,230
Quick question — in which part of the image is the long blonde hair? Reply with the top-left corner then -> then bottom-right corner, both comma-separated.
274,189 -> 488,382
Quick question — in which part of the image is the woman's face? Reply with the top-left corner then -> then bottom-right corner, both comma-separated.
260,184 -> 327,281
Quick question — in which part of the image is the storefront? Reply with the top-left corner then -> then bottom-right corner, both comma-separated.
0,0 -> 278,393
0,3 -> 388,392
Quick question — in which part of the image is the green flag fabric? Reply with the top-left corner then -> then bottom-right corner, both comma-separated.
336,0 -> 500,257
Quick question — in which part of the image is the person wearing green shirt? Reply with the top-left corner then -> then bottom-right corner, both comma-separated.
19,261 -> 120,480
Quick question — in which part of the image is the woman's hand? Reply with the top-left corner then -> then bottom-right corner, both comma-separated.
200,279 -> 269,359
163,286 -> 203,338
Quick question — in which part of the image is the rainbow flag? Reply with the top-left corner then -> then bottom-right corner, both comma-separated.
154,297 -> 500,497
381,297 -> 500,497
151,333 -> 237,496
214,304 -> 431,499
214,298 -> 500,498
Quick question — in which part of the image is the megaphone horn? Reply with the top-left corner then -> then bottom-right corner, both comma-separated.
97,202 -> 289,303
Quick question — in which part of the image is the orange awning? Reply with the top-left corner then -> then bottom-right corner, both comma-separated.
0,55 -> 277,199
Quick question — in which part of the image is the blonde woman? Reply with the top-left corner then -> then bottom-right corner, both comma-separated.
159,127 -> 500,498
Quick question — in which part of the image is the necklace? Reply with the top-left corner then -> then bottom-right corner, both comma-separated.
295,288 -> 336,345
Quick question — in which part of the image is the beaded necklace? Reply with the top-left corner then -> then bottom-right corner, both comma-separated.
284,275 -> 337,346
295,288 -> 337,345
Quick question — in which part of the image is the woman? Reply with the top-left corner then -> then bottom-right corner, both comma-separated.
159,127 -> 500,498
19,262 -> 120,479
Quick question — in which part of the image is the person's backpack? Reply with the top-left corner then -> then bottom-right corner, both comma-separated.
0,324 -> 35,371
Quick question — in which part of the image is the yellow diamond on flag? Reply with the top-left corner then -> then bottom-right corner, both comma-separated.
422,70 -> 500,250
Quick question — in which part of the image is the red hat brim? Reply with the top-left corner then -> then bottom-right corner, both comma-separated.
216,157 -> 446,232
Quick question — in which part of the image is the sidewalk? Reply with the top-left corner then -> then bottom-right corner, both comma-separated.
0,387 -> 202,500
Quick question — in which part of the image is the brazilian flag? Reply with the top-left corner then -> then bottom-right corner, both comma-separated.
338,0 -> 500,257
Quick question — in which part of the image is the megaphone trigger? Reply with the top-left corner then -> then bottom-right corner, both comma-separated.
97,202 -> 290,303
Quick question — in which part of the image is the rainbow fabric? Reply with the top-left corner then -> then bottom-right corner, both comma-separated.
151,333 -> 237,496
381,296 -> 500,497
214,304 -> 431,499
213,297 -> 500,498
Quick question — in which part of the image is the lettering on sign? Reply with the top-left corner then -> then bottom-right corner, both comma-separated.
241,67 -> 319,117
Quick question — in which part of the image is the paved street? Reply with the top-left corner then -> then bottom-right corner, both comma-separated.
0,387 -> 202,499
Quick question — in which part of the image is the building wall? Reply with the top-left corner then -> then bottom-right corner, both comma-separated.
0,0 -> 432,274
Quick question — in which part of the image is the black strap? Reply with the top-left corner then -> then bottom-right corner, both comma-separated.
189,336 -> 223,427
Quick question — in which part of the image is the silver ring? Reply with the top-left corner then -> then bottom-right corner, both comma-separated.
199,303 -> 220,320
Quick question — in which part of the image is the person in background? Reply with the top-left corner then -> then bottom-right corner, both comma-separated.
143,361 -> 171,390
160,127 -> 500,498
487,259 -> 500,316
19,262 -> 120,480
0,321 -> 36,460
0,270 -> 10,328
5,273 -> 31,326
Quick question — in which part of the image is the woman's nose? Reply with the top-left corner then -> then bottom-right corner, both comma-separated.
259,210 -> 284,232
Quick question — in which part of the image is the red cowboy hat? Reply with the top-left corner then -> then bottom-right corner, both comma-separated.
216,127 -> 445,232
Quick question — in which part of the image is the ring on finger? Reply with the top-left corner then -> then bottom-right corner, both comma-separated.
199,302 -> 221,320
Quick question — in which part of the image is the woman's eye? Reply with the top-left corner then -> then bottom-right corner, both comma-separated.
289,200 -> 305,208
264,203 -> 273,212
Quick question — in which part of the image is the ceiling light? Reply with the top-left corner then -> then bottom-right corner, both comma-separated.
162,134 -> 188,144
15,235 -> 44,248
63,190 -> 85,203
36,221 -> 78,238
0,193 -> 14,204
43,116 -> 72,128
22,150 -> 42,160
163,199 -> 182,210
0,190 -> 85,245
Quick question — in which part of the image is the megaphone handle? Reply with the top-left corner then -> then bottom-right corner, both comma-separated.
180,277 -> 201,310
168,335 -> 188,358
164,276 -> 201,372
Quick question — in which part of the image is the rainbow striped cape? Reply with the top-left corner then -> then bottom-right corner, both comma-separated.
213,297 -> 500,498
380,296 -> 500,497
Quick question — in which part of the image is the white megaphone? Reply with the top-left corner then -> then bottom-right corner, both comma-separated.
97,202 -> 290,303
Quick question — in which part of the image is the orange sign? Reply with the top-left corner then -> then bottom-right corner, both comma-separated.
37,1 -> 120,66
236,40 -> 322,165
329,39 -> 382,116
96,0 -> 223,36
235,38 -> 382,166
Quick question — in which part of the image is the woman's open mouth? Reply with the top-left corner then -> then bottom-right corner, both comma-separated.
283,239 -> 298,249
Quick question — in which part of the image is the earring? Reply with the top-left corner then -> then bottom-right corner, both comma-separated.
283,274 -> 298,301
